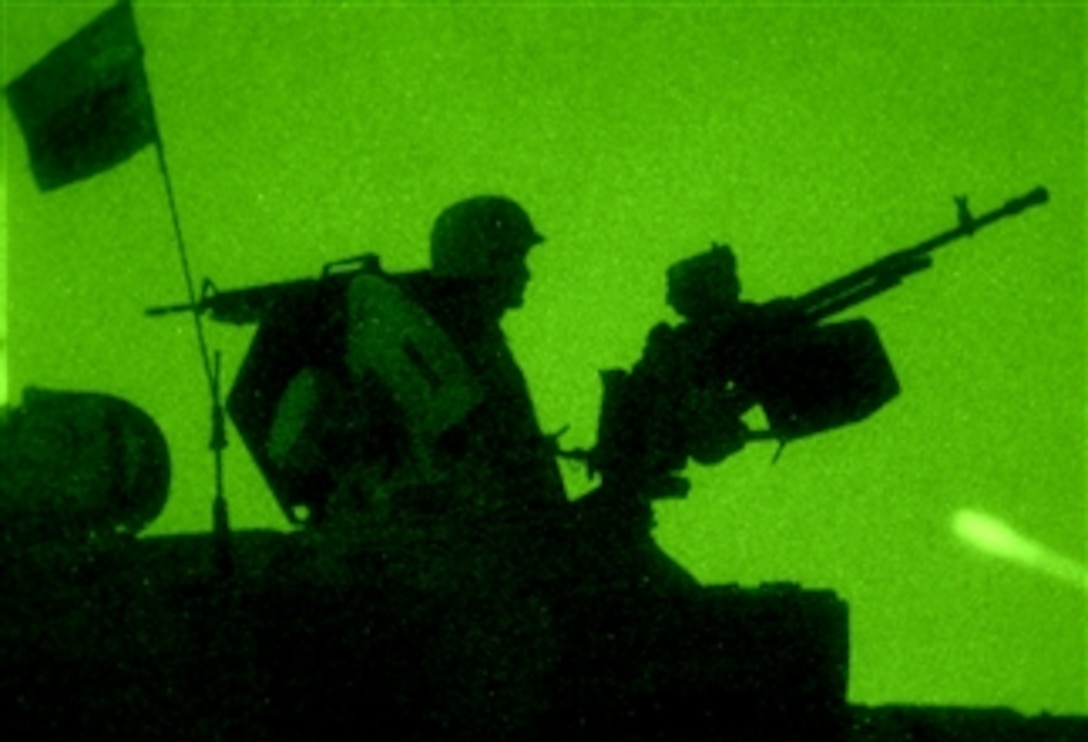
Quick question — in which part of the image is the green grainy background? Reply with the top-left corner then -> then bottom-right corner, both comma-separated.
5,0 -> 1085,716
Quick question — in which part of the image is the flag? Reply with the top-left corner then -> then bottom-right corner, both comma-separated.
5,0 -> 157,191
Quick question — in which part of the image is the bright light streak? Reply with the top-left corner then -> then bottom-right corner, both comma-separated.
953,509 -> 1044,562
953,508 -> 1088,592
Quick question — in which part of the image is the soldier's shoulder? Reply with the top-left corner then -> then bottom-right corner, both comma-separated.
644,321 -> 678,347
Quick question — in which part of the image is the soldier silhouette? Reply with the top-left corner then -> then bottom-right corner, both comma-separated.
329,195 -> 567,522
229,196 -> 566,527
233,196 -> 705,739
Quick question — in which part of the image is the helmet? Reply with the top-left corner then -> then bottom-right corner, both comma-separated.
430,196 -> 544,279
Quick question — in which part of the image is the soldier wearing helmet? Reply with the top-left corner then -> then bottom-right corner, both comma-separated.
321,195 -> 563,520
230,195 -> 559,525
340,196 -> 565,737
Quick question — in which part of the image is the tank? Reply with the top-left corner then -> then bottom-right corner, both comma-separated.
1,390 -> 1084,740
1,517 -> 1084,739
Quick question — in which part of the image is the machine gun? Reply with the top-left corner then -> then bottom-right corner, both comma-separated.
581,187 -> 1050,496
145,254 -> 383,325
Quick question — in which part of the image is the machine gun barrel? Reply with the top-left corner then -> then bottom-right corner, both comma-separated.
794,186 -> 1049,323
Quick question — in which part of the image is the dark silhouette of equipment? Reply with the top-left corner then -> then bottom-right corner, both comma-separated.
747,318 -> 898,442
3,186 -> 1081,740
147,254 -> 391,524
587,187 -> 1049,492
0,387 -> 170,543
3,529 -> 1085,740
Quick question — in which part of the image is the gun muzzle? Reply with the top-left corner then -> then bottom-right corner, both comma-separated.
145,302 -> 201,318
1006,186 -> 1049,214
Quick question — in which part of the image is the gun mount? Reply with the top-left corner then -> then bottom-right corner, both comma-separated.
585,187 -> 1050,495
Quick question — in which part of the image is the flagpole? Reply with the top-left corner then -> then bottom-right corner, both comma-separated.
151,127 -> 234,579
151,138 -> 213,387
129,0 -> 231,578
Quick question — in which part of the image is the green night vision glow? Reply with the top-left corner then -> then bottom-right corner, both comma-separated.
953,509 -> 1088,591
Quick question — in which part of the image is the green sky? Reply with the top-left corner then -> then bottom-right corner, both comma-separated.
5,1 -> 1085,716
